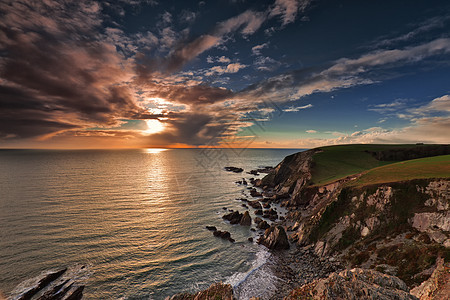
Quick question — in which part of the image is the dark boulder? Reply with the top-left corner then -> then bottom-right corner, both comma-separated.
257,226 -> 289,250
206,226 -> 217,231
254,217 -> 263,225
224,166 -> 243,173
213,230 -> 231,239
250,189 -> 262,197
257,220 -> 270,230
222,211 -> 243,224
248,200 -> 262,210
255,209 -> 263,215
240,211 -> 252,226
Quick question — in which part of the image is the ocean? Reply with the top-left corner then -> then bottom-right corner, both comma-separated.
0,148 -> 301,299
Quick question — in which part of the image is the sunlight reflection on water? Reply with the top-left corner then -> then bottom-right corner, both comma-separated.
0,148 -> 301,299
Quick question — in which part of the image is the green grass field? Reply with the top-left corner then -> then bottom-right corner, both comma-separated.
310,144 -> 448,186
348,155 -> 450,187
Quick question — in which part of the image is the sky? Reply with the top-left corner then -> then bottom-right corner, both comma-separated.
0,0 -> 449,149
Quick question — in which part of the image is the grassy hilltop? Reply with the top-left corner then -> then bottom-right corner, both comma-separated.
309,144 -> 450,186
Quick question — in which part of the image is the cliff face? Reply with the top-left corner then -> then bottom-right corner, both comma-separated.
257,149 -> 317,197
259,150 -> 450,291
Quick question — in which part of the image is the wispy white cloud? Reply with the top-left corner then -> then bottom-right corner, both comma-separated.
283,104 -> 312,112
305,129 -> 316,133
368,99 -> 408,113
217,56 -> 231,63
204,63 -> 247,76
252,42 -> 269,56
370,15 -> 450,48
269,0 -> 311,26
408,95 -> 450,115
254,56 -> 282,71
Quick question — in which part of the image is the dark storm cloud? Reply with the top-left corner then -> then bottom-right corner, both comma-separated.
147,112 -> 229,146
156,84 -> 234,106
0,0 -> 147,139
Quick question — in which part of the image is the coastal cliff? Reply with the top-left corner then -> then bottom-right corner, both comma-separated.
260,144 -> 450,298
167,144 -> 449,299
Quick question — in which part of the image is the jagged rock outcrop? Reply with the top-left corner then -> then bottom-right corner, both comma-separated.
410,257 -> 450,299
288,179 -> 450,259
240,211 -> 252,226
410,180 -> 450,247
258,226 -> 289,250
222,211 -> 243,224
167,283 -> 234,300
17,268 -> 67,300
257,149 -> 317,197
285,268 -> 417,300
11,267 -> 85,300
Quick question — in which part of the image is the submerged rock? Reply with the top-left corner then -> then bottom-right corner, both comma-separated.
213,230 -> 231,239
258,226 -> 289,250
205,226 -> 217,231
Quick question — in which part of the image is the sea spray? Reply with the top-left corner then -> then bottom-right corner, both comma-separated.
226,247 -> 280,300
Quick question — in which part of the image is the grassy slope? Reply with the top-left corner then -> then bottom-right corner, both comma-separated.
348,155 -> 450,187
310,144 -> 448,186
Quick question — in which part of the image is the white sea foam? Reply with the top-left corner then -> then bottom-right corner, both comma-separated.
226,247 -> 280,300
8,264 -> 92,300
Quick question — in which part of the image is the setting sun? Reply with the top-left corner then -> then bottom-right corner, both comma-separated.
144,119 -> 164,135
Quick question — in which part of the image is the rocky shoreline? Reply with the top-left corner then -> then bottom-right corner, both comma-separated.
172,148 -> 450,299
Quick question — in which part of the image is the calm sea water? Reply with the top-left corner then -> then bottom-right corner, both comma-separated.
0,148 -> 301,299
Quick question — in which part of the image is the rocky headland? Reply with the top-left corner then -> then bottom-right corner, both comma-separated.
173,144 -> 450,299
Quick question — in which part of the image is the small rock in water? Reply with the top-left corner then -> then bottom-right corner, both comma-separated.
240,211 -> 252,226
248,200 -> 262,210
213,230 -> 231,240
248,237 -> 254,242
206,226 -> 217,231
223,211 -> 243,224
224,166 -> 244,173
